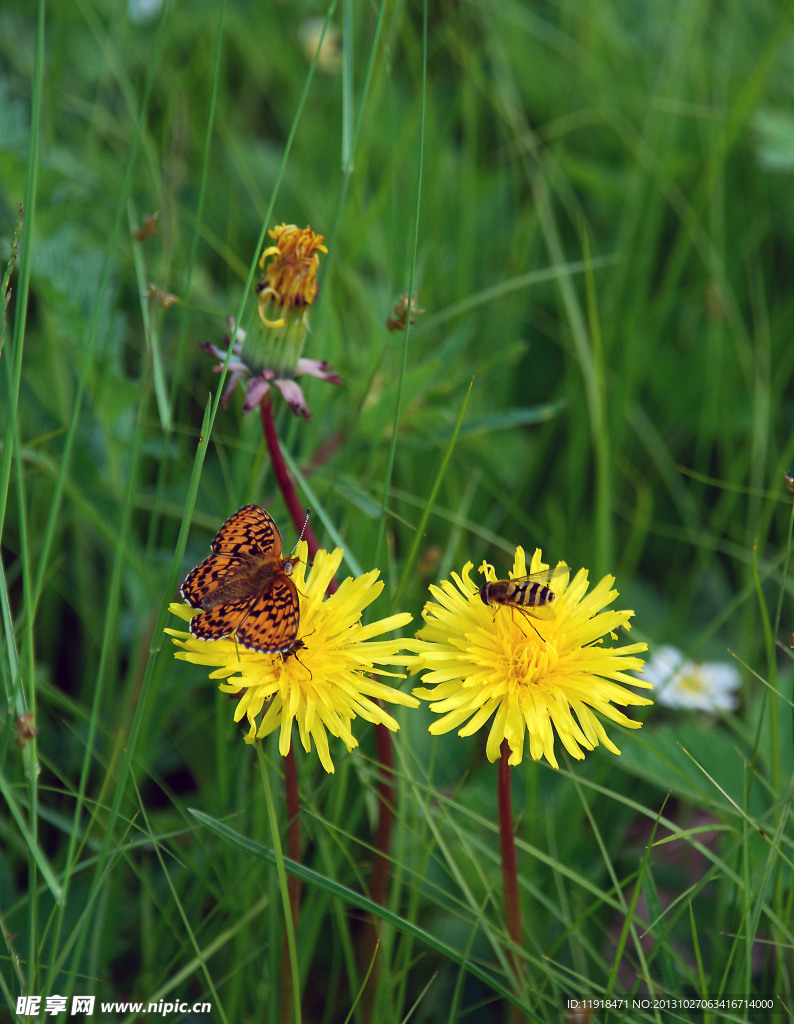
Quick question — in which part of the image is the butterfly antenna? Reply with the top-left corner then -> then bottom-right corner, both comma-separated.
291,508 -> 311,555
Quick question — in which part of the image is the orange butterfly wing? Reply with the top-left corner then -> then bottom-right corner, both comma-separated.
211,504 -> 281,559
181,554 -> 247,609
189,598 -> 252,642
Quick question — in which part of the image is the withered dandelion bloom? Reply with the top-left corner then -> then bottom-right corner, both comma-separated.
200,225 -> 341,418
257,223 -> 327,328
386,293 -> 424,333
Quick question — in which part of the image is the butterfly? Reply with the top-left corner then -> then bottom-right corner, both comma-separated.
181,505 -> 300,653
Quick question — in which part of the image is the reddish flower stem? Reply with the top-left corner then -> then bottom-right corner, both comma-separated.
260,392 -> 310,1021
260,389 -> 396,1014
499,739 -> 524,1002
260,392 -> 334,585
371,723 -> 395,906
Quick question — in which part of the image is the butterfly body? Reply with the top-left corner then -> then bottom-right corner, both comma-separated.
194,557 -> 293,609
182,505 -> 300,653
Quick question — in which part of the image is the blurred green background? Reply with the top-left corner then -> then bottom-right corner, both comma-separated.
2,0 -> 793,1020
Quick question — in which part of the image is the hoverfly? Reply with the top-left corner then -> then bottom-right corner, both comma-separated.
479,565 -> 568,639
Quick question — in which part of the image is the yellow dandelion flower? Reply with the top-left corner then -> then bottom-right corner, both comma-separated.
167,543 -> 417,773
411,547 -> 651,769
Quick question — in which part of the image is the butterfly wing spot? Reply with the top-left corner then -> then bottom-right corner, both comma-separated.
182,555 -> 249,608
188,599 -> 250,641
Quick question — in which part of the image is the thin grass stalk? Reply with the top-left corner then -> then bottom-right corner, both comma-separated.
285,747 -> 302,925
260,749 -> 302,1024
5,6 -> 44,990
358,721 -> 395,1018
372,0 -> 427,571
498,740 -> 524,1022
166,2 -> 226,415
193,807 -> 537,1011
280,746 -> 302,1024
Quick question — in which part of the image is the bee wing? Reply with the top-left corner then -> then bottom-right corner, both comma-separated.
510,565 -> 569,587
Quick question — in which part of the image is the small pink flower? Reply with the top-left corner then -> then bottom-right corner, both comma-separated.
201,329 -> 342,420
198,224 -> 339,417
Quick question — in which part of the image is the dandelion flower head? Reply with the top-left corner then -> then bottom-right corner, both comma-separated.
167,543 -> 417,773
411,547 -> 651,769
